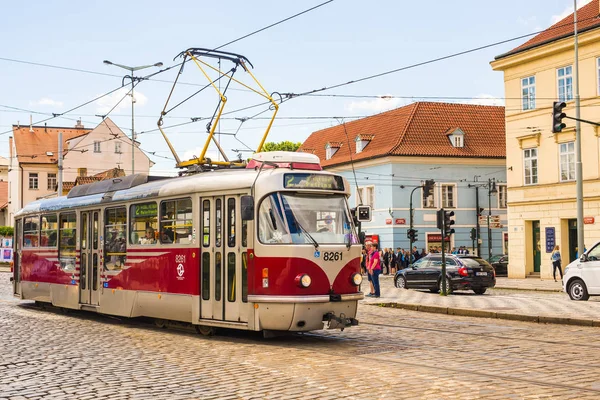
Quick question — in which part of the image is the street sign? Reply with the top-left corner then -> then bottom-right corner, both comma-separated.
584,216 -> 595,224
395,218 -> 406,225
385,219 -> 392,225
545,227 -> 555,253
479,215 -> 503,228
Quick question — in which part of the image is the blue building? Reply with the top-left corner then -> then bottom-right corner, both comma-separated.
300,102 -> 507,258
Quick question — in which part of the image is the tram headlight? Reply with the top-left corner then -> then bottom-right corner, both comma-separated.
295,274 -> 312,288
351,273 -> 363,286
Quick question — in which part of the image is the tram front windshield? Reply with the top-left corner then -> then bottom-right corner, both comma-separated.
258,192 -> 357,245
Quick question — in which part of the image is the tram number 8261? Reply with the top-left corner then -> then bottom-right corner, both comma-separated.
323,252 -> 343,262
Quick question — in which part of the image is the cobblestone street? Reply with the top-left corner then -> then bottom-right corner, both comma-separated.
1,272 -> 600,399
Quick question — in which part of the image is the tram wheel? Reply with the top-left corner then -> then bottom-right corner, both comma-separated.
195,325 -> 216,336
154,319 -> 167,329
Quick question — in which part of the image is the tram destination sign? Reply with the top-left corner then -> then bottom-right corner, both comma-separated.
284,173 -> 345,191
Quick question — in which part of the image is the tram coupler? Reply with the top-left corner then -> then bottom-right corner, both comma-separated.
323,312 -> 359,331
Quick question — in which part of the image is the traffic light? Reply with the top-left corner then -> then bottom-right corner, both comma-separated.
407,229 -> 418,241
436,209 -> 444,230
470,228 -> 477,240
552,101 -> 567,133
444,210 -> 455,237
423,179 -> 435,198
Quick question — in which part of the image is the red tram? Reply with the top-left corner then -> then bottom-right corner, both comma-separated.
12,152 -> 368,334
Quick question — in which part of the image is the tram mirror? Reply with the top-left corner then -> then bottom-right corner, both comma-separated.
241,196 -> 255,221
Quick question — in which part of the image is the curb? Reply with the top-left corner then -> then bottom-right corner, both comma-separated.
494,286 -> 563,293
375,302 -> 600,328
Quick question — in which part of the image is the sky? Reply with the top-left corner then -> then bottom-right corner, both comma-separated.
0,0 -> 591,176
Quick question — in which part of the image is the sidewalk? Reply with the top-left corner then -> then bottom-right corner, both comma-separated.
379,274 -> 563,292
365,276 -> 600,328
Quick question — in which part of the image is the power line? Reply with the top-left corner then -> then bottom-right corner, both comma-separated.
282,15 -> 600,99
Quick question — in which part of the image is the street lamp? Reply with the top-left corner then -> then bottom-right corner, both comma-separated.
488,178 -> 498,260
103,60 -> 163,175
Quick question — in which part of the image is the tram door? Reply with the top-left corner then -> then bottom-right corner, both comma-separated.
200,195 -> 247,323
79,210 -> 101,306
13,219 -> 21,296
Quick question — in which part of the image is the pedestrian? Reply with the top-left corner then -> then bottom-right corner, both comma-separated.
390,248 -> 398,275
382,248 -> 390,275
360,247 -> 367,275
366,242 -> 382,298
420,248 -> 427,259
451,247 -> 457,254
365,242 -> 375,296
551,245 -> 563,282
413,246 -> 420,261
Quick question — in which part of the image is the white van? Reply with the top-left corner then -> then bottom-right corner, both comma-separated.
563,241 -> 600,301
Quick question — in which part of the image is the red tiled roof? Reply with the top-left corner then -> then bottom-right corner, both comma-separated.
93,167 -> 126,179
299,102 -> 506,168
497,0 -> 600,59
12,124 -> 92,164
75,176 -> 102,185
0,181 -> 7,209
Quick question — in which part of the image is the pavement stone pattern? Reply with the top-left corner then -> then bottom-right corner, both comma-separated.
2,272 -> 600,399
367,274 -> 600,323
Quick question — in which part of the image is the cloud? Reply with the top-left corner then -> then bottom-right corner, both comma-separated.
551,0 -> 593,24
517,16 -> 541,31
95,87 -> 148,114
465,94 -> 505,107
29,98 -> 64,108
345,95 -> 404,113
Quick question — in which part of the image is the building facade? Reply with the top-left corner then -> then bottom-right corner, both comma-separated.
8,118 -> 153,222
300,102 -> 507,257
491,0 -> 600,278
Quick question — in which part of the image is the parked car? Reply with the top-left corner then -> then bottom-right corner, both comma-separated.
394,254 -> 496,295
488,254 -> 508,277
563,240 -> 600,301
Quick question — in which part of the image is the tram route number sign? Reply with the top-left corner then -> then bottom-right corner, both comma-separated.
284,173 -> 345,191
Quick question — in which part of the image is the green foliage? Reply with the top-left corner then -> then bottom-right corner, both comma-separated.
0,226 -> 13,237
262,141 -> 302,152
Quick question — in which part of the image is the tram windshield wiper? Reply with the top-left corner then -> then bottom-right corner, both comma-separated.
291,215 -> 319,250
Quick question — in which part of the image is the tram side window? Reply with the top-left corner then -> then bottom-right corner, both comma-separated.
59,213 -> 76,270
104,207 -> 127,271
227,198 -> 236,247
130,202 -> 158,245
202,200 -> 210,247
23,216 -> 40,248
41,214 -> 58,247
160,198 -> 192,244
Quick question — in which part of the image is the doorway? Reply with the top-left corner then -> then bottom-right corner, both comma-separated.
79,210 -> 101,306
568,219 -> 578,263
532,221 -> 541,272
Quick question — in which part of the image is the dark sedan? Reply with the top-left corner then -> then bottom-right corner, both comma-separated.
394,254 -> 496,294
488,254 -> 508,277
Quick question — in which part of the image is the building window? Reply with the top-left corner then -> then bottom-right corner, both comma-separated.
598,58 -> 600,95
559,141 -> 576,182
78,168 -> 87,177
355,135 -> 372,154
28,173 -> 38,190
498,185 -> 507,208
453,136 -> 463,147
357,186 -> 374,207
94,141 -> 101,153
441,184 -> 456,208
557,66 -> 573,102
47,173 -> 57,191
115,142 -> 122,154
521,76 -> 535,110
523,148 -> 538,185
422,185 -> 436,208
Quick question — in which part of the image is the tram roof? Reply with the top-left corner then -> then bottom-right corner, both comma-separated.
16,167 -> 348,217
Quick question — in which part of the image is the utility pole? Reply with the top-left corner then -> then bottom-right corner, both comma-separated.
58,132 -> 63,196
103,60 -> 163,175
488,178 -> 497,260
468,183 -> 483,256
573,0 -> 584,257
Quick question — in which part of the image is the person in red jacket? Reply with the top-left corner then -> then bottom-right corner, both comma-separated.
367,242 -> 382,298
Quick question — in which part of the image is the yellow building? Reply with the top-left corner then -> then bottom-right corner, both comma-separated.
491,1 -> 600,278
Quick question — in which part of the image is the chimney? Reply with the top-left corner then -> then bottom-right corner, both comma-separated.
75,119 -> 84,129
44,122 -> 47,133
29,115 -> 34,133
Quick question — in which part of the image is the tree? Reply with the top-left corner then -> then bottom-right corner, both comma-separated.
261,141 -> 302,152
